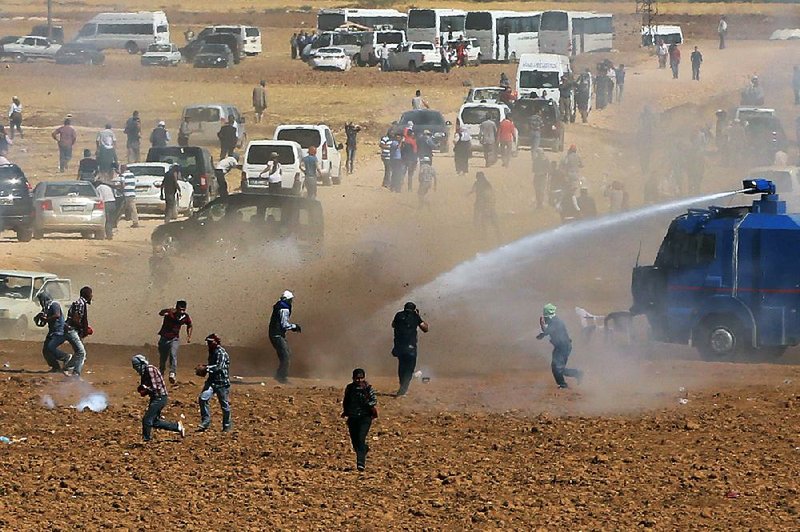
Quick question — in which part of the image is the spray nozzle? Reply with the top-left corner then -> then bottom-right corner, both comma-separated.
741,178 -> 775,195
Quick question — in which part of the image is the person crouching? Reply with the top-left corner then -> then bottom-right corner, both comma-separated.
196,333 -> 232,432
132,354 -> 185,441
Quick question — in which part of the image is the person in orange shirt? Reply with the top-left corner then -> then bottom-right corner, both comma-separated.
497,117 -> 516,168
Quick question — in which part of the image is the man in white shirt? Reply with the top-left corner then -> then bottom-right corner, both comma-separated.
718,16 -> 728,49
215,155 -> 238,197
94,180 -> 117,240
96,124 -> 118,178
258,152 -> 283,193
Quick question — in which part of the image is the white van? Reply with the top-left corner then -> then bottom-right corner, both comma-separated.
516,53 -> 571,102
242,140 -> 304,193
358,29 -> 406,66
458,102 -> 517,154
273,125 -> 344,185
74,11 -> 169,53
641,25 -> 683,46
196,25 -> 262,55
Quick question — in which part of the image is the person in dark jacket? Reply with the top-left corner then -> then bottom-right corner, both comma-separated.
149,121 -> 170,148
391,301 -> 429,396
217,116 -> 238,159
197,333 -> 232,432
269,290 -> 301,383
341,368 -> 378,471
536,303 -> 583,388
132,354 -> 185,441
36,291 -> 71,372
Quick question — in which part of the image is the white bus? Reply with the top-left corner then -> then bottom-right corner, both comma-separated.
317,9 -> 407,31
74,11 -> 169,53
465,10 -> 541,62
539,11 -> 613,56
407,9 -> 466,45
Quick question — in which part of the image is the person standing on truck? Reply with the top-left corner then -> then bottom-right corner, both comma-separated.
690,46 -> 703,81
300,146 -> 321,199
157,300 -> 193,385
718,16 -> 728,50
269,290 -> 301,384
391,302 -> 429,396
217,116 -> 238,160
341,368 -> 378,471
51,118 -> 77,173
7,96 -> 23,139
411,90 -> 430,110
345,122 -> 361,175
537,303 -> 583,389
160,163 -> 181,221
253,80 -> 267,124
479,116 -> 498,167
150,121 -> 170,148
124,110 -> 142,163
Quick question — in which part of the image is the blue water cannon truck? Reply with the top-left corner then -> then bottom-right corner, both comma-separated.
631,179 -> 800,359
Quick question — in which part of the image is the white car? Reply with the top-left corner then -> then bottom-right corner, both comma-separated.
141,43 -> 182,66
241,140 -> 304,194
310,47 -> 352,71
0,270 -> 71,340
388,41 -> 440,72
1,35 -> 61,62
274,124 -> 344,185
128,163 -> 194,214
458,102 -> 518,154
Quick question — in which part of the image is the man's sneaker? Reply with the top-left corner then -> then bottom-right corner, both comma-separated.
558,384 -> 569,389
196,424 -> 209,432
177,421 -> 185,438
222,425 -> 232,433
357,464 -> 365,472
169,373 -> 176,384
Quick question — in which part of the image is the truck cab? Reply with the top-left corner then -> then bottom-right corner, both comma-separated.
0,271 -> 72,339
632,180 -> 800,359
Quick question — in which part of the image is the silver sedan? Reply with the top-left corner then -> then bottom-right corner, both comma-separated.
32,181 -> 107,239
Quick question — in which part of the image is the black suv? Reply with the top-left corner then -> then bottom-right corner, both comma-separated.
151,192 -> 324,256
397,110 -> 452,153
146,146 -> 216,207
512,98 -> 565,152
0,164 -> 34,241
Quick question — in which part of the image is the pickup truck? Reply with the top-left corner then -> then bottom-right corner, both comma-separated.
0,270 -> 72,340
388,41 -> 440,72
1,35 -> 61,62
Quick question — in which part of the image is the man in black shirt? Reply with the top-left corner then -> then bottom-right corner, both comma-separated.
391,301 -> 429,396
217,116 -> 238,160
341,368 -> 378,471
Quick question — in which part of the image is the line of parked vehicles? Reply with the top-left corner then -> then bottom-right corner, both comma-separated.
0,11 -> 261,69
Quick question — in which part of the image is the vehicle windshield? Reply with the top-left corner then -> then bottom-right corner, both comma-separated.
441,15 -> 465,32
465,12 -> 492,31
0,275 -> 33,300
377,32 -> 404,45
276,130 -> 322,149
540,11 -> 568,31
514,100 -> 557,120
400,110 -> 445,126
247,145 -> 297,165
408,10 -> 435,29
43,183 -> 96,198
150,149 -> 201,177
317,48 -> 342,54
519,71 -> 560,89
461,107 -> 501,125
412,43 -> 434,50
471,88 -> 503,101
128,165 -> 167,177
214,27 -> 241,35
199,44 -> 229,54
655,224 -> 716,268
184,107 -> 220,122
147,44 -> 173,53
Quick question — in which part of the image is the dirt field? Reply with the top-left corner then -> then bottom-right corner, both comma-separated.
1,1 -> 800,529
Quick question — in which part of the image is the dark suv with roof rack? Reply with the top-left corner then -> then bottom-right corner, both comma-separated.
0,164 -> 34,241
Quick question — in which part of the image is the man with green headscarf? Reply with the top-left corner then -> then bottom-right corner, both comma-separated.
537,303 -> 583,389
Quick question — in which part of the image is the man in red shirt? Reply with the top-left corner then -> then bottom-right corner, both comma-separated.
157,300 -> 193,384
51,118 -> 77,173
497,117 -> 516,168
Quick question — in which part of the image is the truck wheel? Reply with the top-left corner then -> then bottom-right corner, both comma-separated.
355,54 -> 365,67
408,60 -> 417,72
696,317 -> 747,360
16,226 -> 33,242
125,41 -> 139,54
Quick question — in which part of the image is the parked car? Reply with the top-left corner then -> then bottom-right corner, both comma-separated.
128,162 -> 194,214
0,270 -> 71,340
0,164 -> 34,242
388,41 -> 440,72
54,43 -> 105,65
30,24 -> 65,44
397,109 -> 451,152
146,146 -> 217,207
193,43 -> 233,68
179,104 -> 246,146
446,38 -> 482,65
310,47 -> 352,71
150,193 -> 323,257
458,102 -> 518,155
273,124 -> 344,185
358,29 -> 406,66
512,97 -> 565,152
141,43 -> 181,66
241,140 -> 304,193
193,26 -> 247,60
1,36 -> 61,62
734,107 -> 775,122
32,181 -> 106,239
